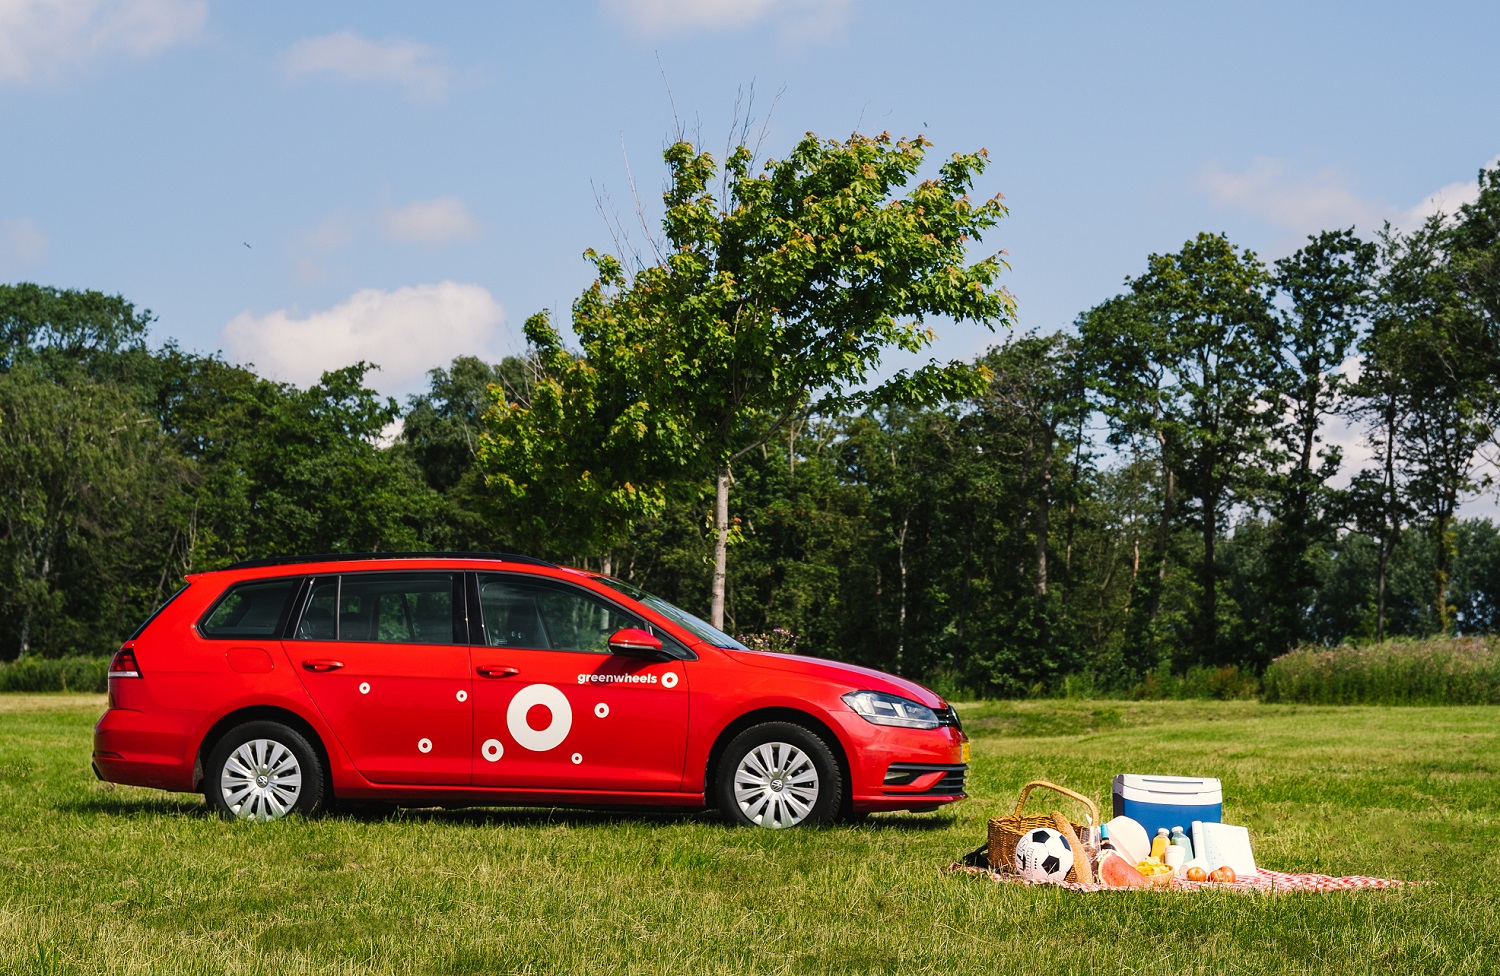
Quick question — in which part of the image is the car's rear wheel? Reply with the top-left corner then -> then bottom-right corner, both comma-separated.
205,720 -> 325,821
717,722 -> 841,828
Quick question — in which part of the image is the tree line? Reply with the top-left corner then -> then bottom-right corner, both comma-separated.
2,135 -> 1497,696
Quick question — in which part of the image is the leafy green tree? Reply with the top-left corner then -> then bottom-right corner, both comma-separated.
1371,220 -> 1500,632
0,282 -> 151,374
479,312 -> 676,566
1083,234 -> 1278,665
0,367 -> 185,658
1256,229 -> 1376,660
500,130 -> 1015,626
401,355 -> 535,552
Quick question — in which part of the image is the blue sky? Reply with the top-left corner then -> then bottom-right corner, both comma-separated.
2,0 -> 1497,405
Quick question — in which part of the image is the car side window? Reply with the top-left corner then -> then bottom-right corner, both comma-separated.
200,578 -> 300,639
477,576 -> 638,653
293,573 -> 462,643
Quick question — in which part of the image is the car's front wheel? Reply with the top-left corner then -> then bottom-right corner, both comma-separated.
716,722 -> 841,828
205,720 -> 326,821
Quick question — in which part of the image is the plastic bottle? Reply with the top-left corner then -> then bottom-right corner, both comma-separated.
1150,828 -> 1170,862
1171,825 -> 1194,862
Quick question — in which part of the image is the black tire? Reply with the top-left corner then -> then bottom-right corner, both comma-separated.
716,721 -> 841,828
205,720 -> 326,821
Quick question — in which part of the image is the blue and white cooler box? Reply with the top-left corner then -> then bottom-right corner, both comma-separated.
1111,774 -> 1222,838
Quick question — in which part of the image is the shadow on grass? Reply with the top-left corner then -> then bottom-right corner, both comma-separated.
56,792 -> 208,818
58,790 -> 959,833
345,804 -> 959,832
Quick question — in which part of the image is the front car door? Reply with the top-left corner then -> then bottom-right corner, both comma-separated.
468,573 -> 689,791
286,571 -> 472,785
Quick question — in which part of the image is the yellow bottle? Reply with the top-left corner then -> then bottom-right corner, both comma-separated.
1150,828 -> 1170,862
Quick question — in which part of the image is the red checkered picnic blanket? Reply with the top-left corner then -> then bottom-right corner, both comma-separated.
949,864 -> 1416,893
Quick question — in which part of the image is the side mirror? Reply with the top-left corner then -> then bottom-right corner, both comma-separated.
607,627 -> 663,657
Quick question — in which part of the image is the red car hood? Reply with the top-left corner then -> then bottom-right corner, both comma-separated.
721,649 -> 946,709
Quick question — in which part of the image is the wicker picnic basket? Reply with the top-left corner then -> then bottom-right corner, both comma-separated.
989,780 -> 1100,880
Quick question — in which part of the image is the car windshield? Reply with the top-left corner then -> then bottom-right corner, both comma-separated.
594,577 -> 748,649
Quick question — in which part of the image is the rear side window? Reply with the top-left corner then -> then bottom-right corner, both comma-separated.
199,578 -> 301,639
293,573 -> 464,644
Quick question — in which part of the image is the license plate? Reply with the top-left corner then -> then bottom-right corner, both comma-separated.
960,741 -> 971,763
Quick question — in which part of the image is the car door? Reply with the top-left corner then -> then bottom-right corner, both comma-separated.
286,572 -> 472,785
469,573 -> 689,791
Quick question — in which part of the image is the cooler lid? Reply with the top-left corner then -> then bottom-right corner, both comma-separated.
1113,773 -> 1222,802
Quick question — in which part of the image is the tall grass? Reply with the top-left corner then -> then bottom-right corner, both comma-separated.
0,656 -> 109,693
1262,636 -> 1500,705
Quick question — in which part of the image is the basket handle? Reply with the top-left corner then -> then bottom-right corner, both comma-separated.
1012,780 -> 1099,824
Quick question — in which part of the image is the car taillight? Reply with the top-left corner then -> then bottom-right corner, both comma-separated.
108,647 -> 141,678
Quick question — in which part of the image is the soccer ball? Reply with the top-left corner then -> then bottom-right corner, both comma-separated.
1013,827 -> 1074,883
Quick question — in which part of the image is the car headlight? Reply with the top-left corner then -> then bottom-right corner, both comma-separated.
841,690 -> 941,730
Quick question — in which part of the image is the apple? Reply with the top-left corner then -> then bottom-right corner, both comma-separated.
1210,866 -> 1237,883
1185,865 -> 1208,882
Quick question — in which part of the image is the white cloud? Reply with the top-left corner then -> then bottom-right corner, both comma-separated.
0,0 -> 205,85
1197,157 -> 1385,236
223,283 -> 507,392
601,0 -> 850,39
0,216 -> 50,266
379,197 -> 482,245
1197,153 -> 1500,238
281,31 -> 452,103
1401,154 -> 1500,227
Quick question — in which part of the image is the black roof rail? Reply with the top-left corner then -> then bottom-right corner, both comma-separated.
224,551 -> 556,571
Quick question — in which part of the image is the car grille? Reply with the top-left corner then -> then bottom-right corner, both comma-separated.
936,705 -> 962,730
882,763 -> 967,796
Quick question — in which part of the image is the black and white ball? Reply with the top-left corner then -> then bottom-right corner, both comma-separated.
1014,827 -> 1074,883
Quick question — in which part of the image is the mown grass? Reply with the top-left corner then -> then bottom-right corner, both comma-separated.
2,695 -> 1497,975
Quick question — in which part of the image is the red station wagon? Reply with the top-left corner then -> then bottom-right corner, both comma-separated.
94,553 -> 970,827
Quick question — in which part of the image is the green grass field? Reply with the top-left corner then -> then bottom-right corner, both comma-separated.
2,696 -> 1496,975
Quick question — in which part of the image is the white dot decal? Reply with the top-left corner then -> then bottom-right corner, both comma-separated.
571,753 -> 582,765
594,703 -> 609,719
506,683 -> 573,752
661,672 -> 679,689
359,682 -> 370,695
417,738 -> 432,754
456,689 -> 468,702
481,738 -> 503,762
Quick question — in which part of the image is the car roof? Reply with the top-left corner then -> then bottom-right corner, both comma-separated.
223,551 -> 556,571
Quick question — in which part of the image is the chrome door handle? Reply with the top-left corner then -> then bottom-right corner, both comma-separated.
301,659 -> 344,672
476,665 -> 520,678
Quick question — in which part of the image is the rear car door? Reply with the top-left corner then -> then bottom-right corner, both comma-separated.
469,573 -> 689,791
285,572 -> 472,785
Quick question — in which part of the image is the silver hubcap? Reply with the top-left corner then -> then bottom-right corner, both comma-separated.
733,741 -> 819,828
222,738 -> 302,821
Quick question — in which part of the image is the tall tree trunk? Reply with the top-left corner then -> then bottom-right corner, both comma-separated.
1375,398 -> 1398,643
895,514 -> 909,675
1433,510 -> 1455,634
1200,495 -> 1218,660
600,553 -> 613,578
1034,432 -> 1054,597
710,464 -> 730,629
1148,448 -> 1174,624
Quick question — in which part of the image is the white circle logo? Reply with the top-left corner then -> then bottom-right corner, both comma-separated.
456,689 -> 468,702
594,703 -> 609,719
506,683 -> 573,752
359,682 -> 370,695
417,738 -> 432,754
481,738 -> 503,762
661,672 -> 679,689
571,753 -> 582,765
